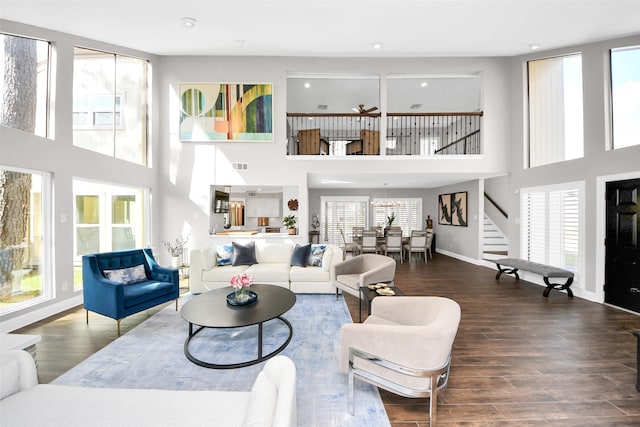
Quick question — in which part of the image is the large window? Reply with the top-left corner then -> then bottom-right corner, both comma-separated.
372,199 -> 422,236
0,167 -> 52,313
520,182 -> 583,287
73,180 -> 148,289
610,46 -> 640,150
527,54 -> 584,167
73,47 -> 149,165
0,34 -> 50,138
320,197 -> 369,245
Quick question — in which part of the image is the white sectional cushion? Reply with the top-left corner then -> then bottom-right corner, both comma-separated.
321,246 -> 333,272
202,265 -> 250,283
245,263 -> 290,283
242,371 -> 278,427
201,245 -> 218,270
289,266 -> 330,283
256,243 -> 293,264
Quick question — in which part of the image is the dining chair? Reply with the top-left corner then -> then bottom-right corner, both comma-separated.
425,230 -> 434,260
403,230 -> 427,263
339,228 -> 359,260
357,230 -> 379,255
380,229 -> 403,263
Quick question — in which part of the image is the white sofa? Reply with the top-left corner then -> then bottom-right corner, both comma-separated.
0,349 -> 297,427
189,242 -> 342,294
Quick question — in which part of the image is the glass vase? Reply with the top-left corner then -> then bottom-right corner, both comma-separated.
235,286 -> 250,302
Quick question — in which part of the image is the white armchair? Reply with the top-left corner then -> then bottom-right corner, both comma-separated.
340,296 -> 461,426
332,254 -> 396,298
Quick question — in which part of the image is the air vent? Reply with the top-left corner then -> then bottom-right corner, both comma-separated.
410,104 -> 422,110
317,104 -> 328,110
246,191 -> 257,197
232,162 -> 248,171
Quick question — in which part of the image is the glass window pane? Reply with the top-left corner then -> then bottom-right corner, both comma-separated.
0,34 -> 49,138
0,168 -> 51,312
610,46 -> 640,149
76,195 -> 99,224
115,54 -> 148,164
528,54 -> 584,167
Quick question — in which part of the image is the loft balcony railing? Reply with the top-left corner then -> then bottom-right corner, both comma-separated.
286,111 -> 482,156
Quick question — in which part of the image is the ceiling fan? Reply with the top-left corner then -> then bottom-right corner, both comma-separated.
352,104 -> 378,114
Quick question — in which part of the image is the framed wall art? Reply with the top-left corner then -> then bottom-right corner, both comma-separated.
451,191 -> 468,226
179,82 -> 273,142
438,193 -> 451,225
438,191 -> 468,226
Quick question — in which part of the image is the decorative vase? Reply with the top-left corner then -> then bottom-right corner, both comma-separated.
171,256 -> 180,268
235,286 -> 250,302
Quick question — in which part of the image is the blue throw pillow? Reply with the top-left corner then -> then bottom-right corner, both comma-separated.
308,244 -> 326,267
216,244 -> 233,266
290,243 -> 311,267
232,241 -> 258,266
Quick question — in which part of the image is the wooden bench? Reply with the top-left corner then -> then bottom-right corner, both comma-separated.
495,258 -> 574,298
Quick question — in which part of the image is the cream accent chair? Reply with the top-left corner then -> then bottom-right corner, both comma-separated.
332,254 -> 396,298
340,296 -> 461,427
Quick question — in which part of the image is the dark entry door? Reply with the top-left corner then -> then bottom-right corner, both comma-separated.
605,178 -> 640,313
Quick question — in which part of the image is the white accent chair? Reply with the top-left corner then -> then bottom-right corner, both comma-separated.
340,296 -> 461,427
332,254 -> 396,298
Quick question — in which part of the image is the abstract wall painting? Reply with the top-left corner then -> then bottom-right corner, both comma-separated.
438,191 -> 468,227
438,193 -> 451,225
179,83 -> 273,142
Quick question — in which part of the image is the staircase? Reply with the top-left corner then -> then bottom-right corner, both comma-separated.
483,214 -> 508,261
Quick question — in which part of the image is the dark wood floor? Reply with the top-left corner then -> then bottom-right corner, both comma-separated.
14,254 -> 640,426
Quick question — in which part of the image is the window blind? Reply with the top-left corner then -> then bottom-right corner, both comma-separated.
520,184 -> 581,276
320,197 -> 369,245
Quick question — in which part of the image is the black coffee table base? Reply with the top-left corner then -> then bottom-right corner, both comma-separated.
184,316 -> 293,369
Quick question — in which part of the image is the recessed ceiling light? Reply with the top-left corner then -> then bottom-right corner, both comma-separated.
372,43 -> 382,50
234,40 -> 246,47
529,44 -> 540,51
304,82 -> 311,88
181,17 -> 197,28
420,82 -> 428,88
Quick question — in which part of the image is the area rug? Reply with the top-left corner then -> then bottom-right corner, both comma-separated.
53,294 -> 390,427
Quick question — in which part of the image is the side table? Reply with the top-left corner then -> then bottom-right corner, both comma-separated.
0,333 -> 41,359
358,282 -> 402,322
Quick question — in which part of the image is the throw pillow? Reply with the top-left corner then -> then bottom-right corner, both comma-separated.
233,241 -> 258,266
103,264 -> 147,285
308,244 -> 326,267
290,243 -> 311,267
216,244 -> 233,266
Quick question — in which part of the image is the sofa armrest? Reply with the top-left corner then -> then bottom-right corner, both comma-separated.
82,255 -> 125,314
1,350 -> 38,400
143,248 -> 179,284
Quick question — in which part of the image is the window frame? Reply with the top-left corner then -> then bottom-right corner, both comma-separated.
526,53 -> 584,168
0,165 -> 54,315
519,181 -> 585,289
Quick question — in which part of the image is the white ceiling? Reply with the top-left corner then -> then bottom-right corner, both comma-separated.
2,0 -> 639,58
2,0 -> 638,190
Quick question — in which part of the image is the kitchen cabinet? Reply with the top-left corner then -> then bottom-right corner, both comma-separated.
245,197 -> 281,217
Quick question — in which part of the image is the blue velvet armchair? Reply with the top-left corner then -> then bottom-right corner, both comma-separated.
82,248 -> 179,335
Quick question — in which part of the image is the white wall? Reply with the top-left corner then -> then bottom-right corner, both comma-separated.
157,55 -> 513,254
0,20 -> 160,330
507,34 -> 640,299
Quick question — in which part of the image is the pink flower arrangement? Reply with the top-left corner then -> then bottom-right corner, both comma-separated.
230,272 -> 254,290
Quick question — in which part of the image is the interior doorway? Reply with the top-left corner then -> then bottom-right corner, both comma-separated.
605,178 -> 640,313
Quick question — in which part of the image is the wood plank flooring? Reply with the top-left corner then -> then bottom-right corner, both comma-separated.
14,254 -> 640,426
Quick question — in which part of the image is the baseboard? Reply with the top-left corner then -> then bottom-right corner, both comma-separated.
435,249 -> 601,303
0,295 -> 83,333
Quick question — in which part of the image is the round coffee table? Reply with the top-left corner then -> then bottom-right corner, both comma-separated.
180,283 -> 296,369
